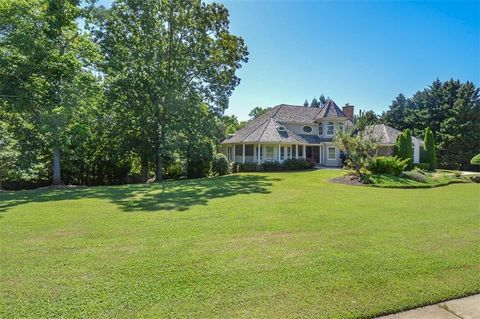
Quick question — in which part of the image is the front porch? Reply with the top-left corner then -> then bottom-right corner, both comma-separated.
222,143 -> 342,166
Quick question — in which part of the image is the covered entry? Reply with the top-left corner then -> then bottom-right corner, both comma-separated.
306,146 -> 321,164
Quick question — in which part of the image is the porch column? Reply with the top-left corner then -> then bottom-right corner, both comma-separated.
278,144 -> 281,161
295,144 -> 298,159
257,144 -> 261,164
303,145 -> 306,159
233,145 -> 236,163
242,144 -> 245,164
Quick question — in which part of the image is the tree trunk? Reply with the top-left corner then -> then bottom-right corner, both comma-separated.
141,158 -> 149,183
0,169 -> 3,191
52,146 -> 62,185
155,152 -> 163,182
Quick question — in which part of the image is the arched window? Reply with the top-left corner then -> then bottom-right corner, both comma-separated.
338,122 -> 344,132
327,122 -> 334,135
318,123 -> 323,136
303,126 -> 312,133
277,126 -> 286,131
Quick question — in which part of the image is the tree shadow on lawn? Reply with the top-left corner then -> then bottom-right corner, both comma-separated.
0,174 -> 277,213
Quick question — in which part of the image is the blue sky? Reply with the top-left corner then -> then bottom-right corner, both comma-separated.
96,0 -> 479,120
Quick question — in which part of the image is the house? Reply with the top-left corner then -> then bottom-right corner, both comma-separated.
220,100 -> 354,167
363,124 -> 424,163
221,99 -> 424,167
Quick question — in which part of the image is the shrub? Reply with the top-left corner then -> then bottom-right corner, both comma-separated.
282,159 -> 314,170
471,154 -> 480,166
212,153 -> 229,176
164,159 -> 185,179
262,161 -> 281,171
236,162 -> 258,172
369,156 -> 409,176
413,162 -> 430,171
401,167 -> 428,182
424,127 -> 437,170
469,175 -> 480,183
394,129 -> 414,170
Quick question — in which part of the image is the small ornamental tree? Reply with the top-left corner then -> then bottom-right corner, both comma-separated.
334,130 -> 378,181
424,127 -> 437,170
212,153 -> 229,176
394,129 -> 414,170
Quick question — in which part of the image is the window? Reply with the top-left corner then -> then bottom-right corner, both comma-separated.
328,147 -> 336,160
303,126 -> 312,133
278,126 -> 286,131
298,145 -> 303,157
327,122 -> 334,135
280,146 -> 285,160
318,123 -> 323,136
338,122 -> 344,132
287,146 -> 291,158
266,146 -> 274,160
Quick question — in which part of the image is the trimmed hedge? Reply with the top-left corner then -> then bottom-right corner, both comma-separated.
282,159 -> 315,170
233,159 -> 313,172
368,156 -> 409,176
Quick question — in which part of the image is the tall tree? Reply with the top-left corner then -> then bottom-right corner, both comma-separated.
248,106 -> 271,119
0,0 -> 101,185
94,0 -> 248,181
310,98 -> 319,108
303,99 -> 309,107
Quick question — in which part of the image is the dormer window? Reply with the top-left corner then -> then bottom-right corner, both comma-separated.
327,122 -> 334,135
303,126 -> 312,133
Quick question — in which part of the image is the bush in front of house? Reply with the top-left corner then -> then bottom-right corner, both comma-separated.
282,159 -> 314,170
212,153 -> 229,176
413,162 -> 430,171
236,162 -> 258,172
368,156 -> 409,176
400,167 -> 428,182
262,161 -> 282,171
394,129 -> 414,170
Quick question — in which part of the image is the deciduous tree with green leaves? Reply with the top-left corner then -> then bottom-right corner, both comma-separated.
93,0 -> 248,181
0,0 -> 101,185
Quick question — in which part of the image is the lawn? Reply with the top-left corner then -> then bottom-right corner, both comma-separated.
1,170 -> 479,318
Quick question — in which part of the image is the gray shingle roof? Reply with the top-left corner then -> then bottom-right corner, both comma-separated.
363,124 -> 424,146
221,101 -> 347,144
315,100 -> 347,120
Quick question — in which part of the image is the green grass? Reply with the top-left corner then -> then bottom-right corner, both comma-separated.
369,170 -> 470,188
1,170 -> 479,318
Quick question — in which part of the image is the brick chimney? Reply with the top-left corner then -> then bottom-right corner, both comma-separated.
342,103 -> 354,122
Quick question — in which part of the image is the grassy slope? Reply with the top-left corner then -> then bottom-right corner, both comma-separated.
1,170 -> 479,318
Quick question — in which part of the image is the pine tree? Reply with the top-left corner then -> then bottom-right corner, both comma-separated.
303,99 -> 309,107
310,98 -> 319,108
424,127 -> 437,170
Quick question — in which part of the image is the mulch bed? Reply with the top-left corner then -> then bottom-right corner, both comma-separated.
329,175 -> 365,186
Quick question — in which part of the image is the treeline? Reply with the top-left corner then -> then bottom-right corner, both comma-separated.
0,0 -> 248,189
370,79 -> 479,170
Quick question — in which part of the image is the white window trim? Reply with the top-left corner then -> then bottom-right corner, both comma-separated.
328,147 -> 336,160
326,122 -> 335,136
303,125 -> 313,133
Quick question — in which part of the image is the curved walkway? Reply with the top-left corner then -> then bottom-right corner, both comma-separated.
376,294 -> 479,319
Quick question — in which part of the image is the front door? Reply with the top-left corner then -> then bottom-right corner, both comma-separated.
306,146 -> 320,164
